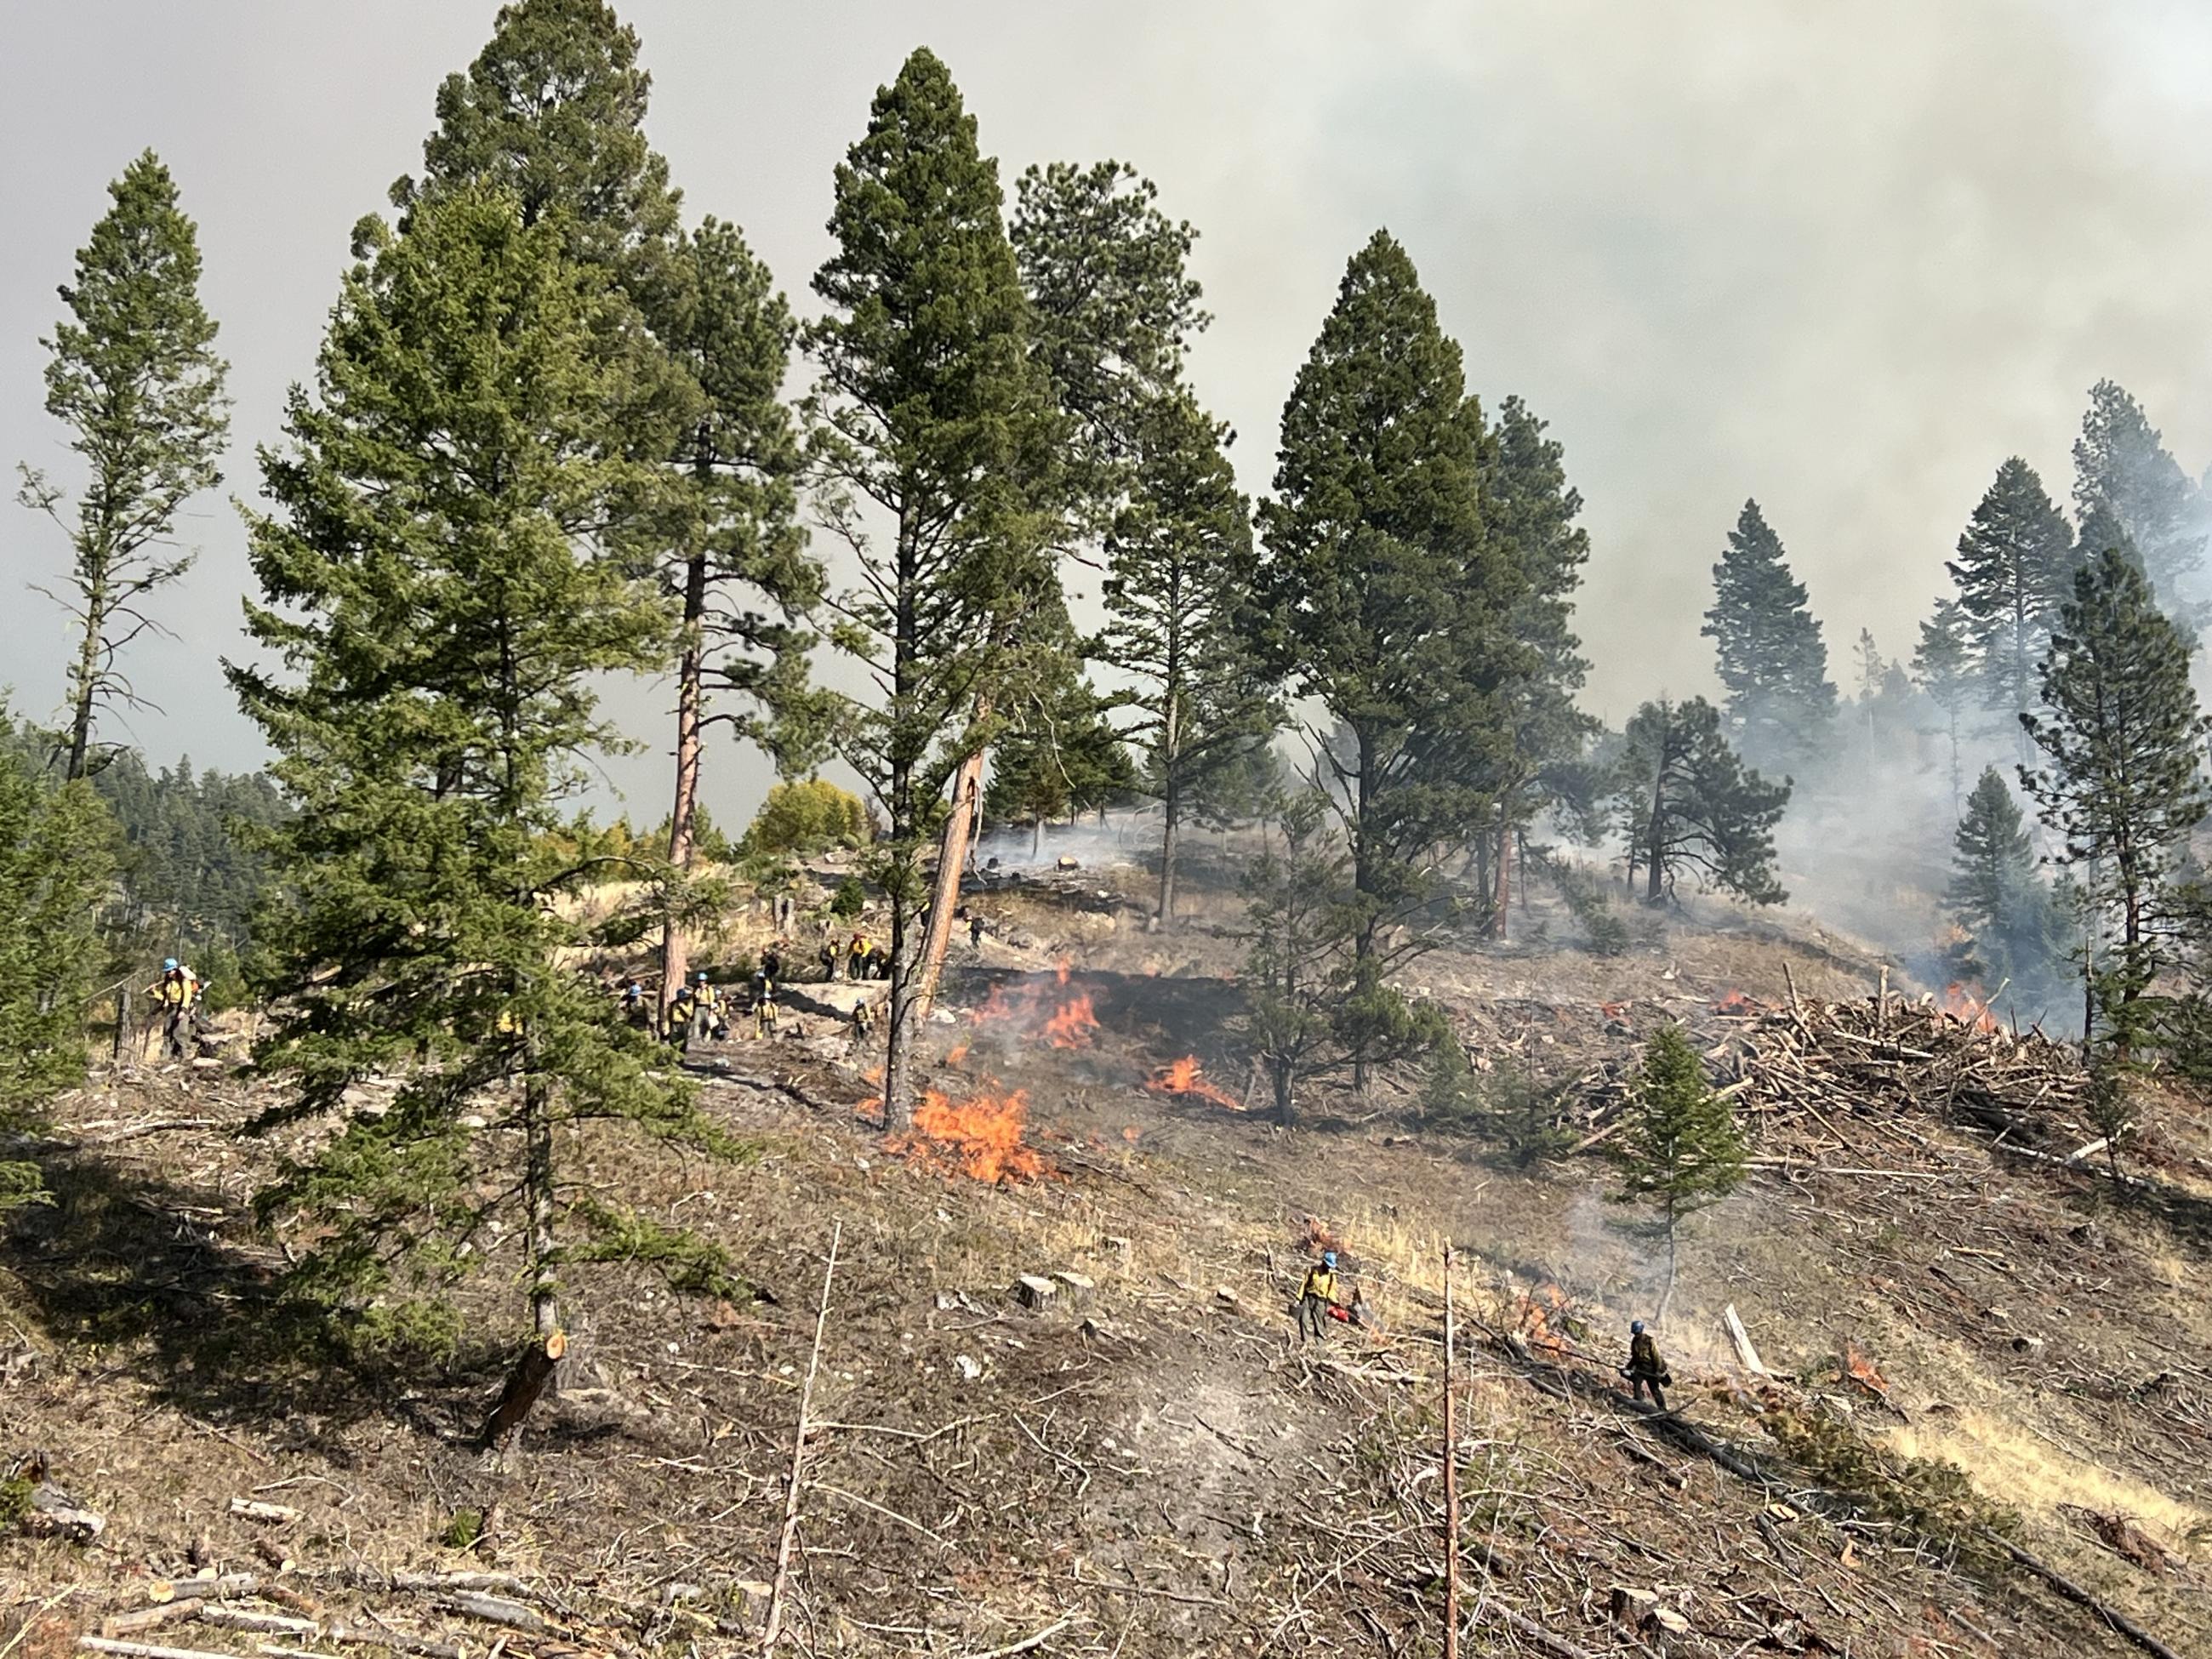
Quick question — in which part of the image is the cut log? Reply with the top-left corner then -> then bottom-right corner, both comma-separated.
479,1328 -> 566,1451
198,1610 -> 319,1638
1013,1275 -> 1058,1310
80,1640 -> 243,1659
228,1499 -> 301,1525
20,1501 -> 105,1542
1722,1303 -> 1770,1377
100,1603 -> 207,1639
323,1624 -> 463,1659
439,1593 -> 545,1637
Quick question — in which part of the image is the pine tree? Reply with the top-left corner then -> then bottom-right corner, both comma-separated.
1702,500 -> 1835,772
807,48 -> 1069,1126
233,188 -> 729,1410
1613,1023 -> 1747,1322
1944,766 -> 2069,1009
1239,793 -> 1359,1126
2073,379 -> 2203,608
2021,546 -> 2212,1047
0,710 -> 116,1212
1615,698 -> 1790,906
394,0 -> 819,1036
17,151 -> 231,781
1913,599 -> 1975,814
1254,231 -> 1510,1086
1094,389 -> 1274,923
1945,457 -> 2076,736
1479,394 -> 1597,935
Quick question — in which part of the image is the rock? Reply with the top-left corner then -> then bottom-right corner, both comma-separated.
934,1291 -> 957,1311
1014,1274 -> 1058,1310
955,1354 -> 983,1382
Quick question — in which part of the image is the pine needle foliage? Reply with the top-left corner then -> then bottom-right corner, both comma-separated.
232,186 -> 734,1354
1614,1023 -> 1747,1320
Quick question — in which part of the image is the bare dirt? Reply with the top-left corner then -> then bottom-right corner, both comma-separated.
8,868 -> 2212,1658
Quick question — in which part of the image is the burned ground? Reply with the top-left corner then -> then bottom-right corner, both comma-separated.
7,879 -> 2212,1658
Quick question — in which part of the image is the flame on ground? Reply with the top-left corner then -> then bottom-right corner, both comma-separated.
968,963 -> 1101,1049
944,1037 -> 971,1067
1713,989 -> 1759,1015
1844,1342 -> 1890,1397
1145,1054 -> 1243,1111
895,1083 -> 1052,1183
1044,990 -> 1100,1048
1940,983 -> 2001,1034
1515,1285 -> 1570,1360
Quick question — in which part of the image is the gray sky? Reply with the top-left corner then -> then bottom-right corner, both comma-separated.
7,0 -> 2212,828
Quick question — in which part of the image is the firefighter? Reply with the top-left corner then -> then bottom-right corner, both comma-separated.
1621,1320 -> 1672,1410
1297,1250 -> 1341,1343
968,910 -> 987,951
851,996 -> 876,1043
847,932 -> 869,982
761,944 -> 784,983
620,978 -> 647,1027
144,958 -> 204,1060
817,940 -> 838,981
751,966 -> 778,1039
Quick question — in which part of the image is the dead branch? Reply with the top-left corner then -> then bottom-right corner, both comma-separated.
761,1218 -> 841,1655
1983,1532 -> 2183,1659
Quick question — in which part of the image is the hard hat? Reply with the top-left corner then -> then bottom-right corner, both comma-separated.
1631,1320 -> 1646,1335
695,970 -> 710,983
1322,1250 -> 1338,1268
163,957 -> 179,972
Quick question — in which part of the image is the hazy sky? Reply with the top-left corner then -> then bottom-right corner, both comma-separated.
6,0 -> 2212,826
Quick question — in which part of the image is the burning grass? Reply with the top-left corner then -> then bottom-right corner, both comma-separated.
894,1081 -> 1054,1183
970,961 -> 1100,1050
1144,1054 -> 1243,1111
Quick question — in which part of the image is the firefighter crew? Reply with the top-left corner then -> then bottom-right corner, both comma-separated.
1621,1320 -> 1673,1410
145,957 -> 202,1060
688,971 -> 722,1045
1297,1250 -> 1341,1343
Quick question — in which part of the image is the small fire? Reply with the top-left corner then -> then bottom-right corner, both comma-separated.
1843,1342 -> 1890,1398
1713,989 -> 1759,1015
1940,983 -> 2000,1034
944,1037 -> 971,1067
1044,990 -> 1100,1048
1144,1054 -> 1243,1111
896,1083 -> 1052,1183
1515,1284 -> 1571,1360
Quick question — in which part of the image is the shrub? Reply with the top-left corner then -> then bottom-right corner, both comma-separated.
741,779 -> 869,858
829,876 -> 865,918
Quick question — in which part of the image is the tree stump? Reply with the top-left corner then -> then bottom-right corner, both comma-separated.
480,1330 -> 566,1450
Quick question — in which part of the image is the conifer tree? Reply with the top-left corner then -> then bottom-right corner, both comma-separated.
1913,599 -> 1975,814
807,48 -> 1069,1126
1945,457 -> 2076,735
2021,546 -> 2211,1046
395,0 -> 819,1031
1615,698 -> 1790,906
1093,389 -> 1274,923
0,710 -> 115,1212
18,151 -> 231,781
1479,395 -> 1597,932
1613,1023 -> 1746,1321
1254,231 -> 1511,1086
1944,766 -> 2069,1007
234,189 -> 728,1406
1702,499 -> 1835,772
1239,793 -> 1366,1126
2072,379 -> 2203,608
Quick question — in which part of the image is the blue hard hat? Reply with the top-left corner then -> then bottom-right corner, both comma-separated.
163,958 -> 179,972
1631,1320 -> 1646,1335
695,970 -> 710,983
1322,1251 -> 1338,1268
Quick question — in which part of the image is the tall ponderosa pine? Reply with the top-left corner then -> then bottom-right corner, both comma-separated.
235,190 -> 728,1408
0,711 -> 115,1212
1944,766 -> 2068,1011
1913,598 -> 1975,814
2072,379 -> 2203,609
2021,545 -> 2211,1045
1479,395 -> 1596,934
397,0 -> 818,1026
1613,1023 -> 1747,1322
1615,697 -> 1790,906
1255,231 -> 1508,1086
807,48 -> 1068,1126
18,151 -> 231,781
1094,389 -> 1274,922
1946,457 -> 2076,738
1702,499 -> 1835,772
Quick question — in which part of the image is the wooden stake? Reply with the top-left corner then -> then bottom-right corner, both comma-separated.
1442,1239 -> 1459,1659
761,1220 -> 841,1655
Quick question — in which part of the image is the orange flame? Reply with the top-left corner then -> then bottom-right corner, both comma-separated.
944,1037 -> 971,1067
1713,989 -> 1758,1015
895,1082 -> 1052,1183
1940,983 -> 2000,1034
1843,1342 -> 1890,1397
1144,1054 -> 1243,1111
1515,1285 -> 1570,1360
1044,990 -> 1100,1048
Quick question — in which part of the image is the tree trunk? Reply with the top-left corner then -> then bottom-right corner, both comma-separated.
1656,1211 -> 1679,1325
1154,688 -> 1182,930
916,701 -> 989,1015
1273,1055 -> 1295,1127
480,1329 -> 566,1450
657,542 -> 709,1034
883,893 -> 921,1129
65,548 -> 110,782
1351,726 -> 1376,1095
1645,765 -> 1667,907
1492,796 -> 1514,944
522,1065 -> 560,1353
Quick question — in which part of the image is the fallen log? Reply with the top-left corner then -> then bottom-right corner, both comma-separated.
197,1611 -> 318,1639
228,1499 -> 300,1525
1984,1533 -> 2182,1659
1722,1304 -> 1770,1377
439,1593 -> 545,1637
81,1639 -> 241,1659
100,1603 -> 207,1639
323,1622 -> 461,1659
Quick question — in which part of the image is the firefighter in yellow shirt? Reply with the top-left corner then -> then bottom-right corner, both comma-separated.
1297,1250 -> 1340,1343
145,957 -> 202,1060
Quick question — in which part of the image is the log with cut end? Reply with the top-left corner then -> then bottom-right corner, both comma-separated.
440,1593 -> 547,1636
100,1602 -> 207,1639
228,1498 -> 302,1525
478,1328 -> 566,1449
